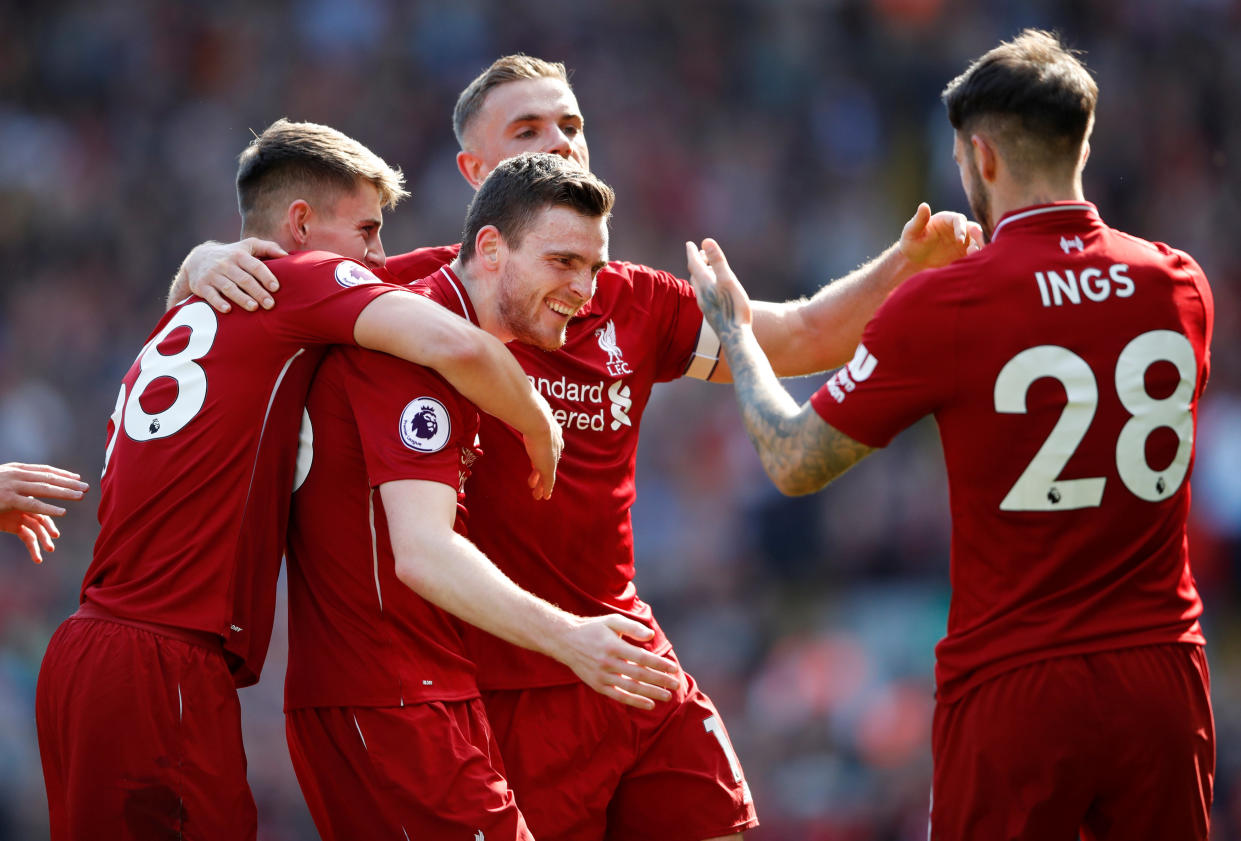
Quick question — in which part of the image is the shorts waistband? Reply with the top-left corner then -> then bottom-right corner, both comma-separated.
73,601 -> 224,651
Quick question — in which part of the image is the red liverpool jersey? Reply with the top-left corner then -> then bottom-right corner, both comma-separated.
811,202 -> 1214,701
283,266 -> 483,709
84,251 -> 396,686
388,248 -> 712,688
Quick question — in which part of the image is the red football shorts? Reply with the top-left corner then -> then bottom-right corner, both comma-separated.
286,699 -> 531,841
36,614 -> 256,841
482,659 -> 758,841
931,643 -> 1213,841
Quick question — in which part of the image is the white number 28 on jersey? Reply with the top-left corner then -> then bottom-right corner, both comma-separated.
993,329 -> 1197,511
102,302 -> 218,475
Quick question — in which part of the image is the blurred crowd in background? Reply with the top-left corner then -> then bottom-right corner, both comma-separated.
1,1 -> 1237,838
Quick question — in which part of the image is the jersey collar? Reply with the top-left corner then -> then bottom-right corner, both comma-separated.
991,201 -> 1099,242
436,265 -> 482,327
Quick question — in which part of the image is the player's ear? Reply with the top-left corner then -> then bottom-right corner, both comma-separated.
475,225 -> 502,272
457,150 -> 487,190
1080,139 -> 1091,168
971,133 -> 999,183
287,200 -> 313,248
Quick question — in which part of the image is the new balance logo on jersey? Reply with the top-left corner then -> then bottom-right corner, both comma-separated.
825,344 -> 877,403
1060,235 -> 1084,254
474,832 -> 484,841
596,320 -> 632,376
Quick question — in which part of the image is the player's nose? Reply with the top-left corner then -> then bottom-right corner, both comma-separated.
365,240 -> 387,268
544,128 -> 573,159
568,272 -> 595,303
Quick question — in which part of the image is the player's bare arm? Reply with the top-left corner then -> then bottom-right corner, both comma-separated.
688,240 -> 874,495
707,204 -> 982,381
382,480 -> 683,709
0,462 -> 89,564
354,290 -> 564,499
166,238 -> 287,313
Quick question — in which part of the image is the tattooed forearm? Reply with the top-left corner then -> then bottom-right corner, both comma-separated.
697,283 -> 745,343
717,326 -> 874,496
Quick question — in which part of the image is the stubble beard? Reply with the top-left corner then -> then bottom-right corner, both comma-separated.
965,157 -> 994,243
497,265 -> 568,351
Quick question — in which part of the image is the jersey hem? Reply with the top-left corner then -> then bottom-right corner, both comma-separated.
936,634 -> 1206,704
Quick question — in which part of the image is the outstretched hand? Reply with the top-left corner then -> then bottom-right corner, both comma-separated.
0,463 -> 89,564
184,238 -> 288,313
685,238 -> 753,338
899,202 -> 984,270
562,614 -> 684,710
0,511 -> 61,564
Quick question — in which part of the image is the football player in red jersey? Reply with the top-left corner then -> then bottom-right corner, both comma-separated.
35,119 -> 562,841
688,29 -> 1214,841
172,56 -> 981,841
284,153 -> 683,841
0,462 -> 89,564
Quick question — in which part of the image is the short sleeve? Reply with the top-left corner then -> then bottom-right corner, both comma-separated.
336,346 -> 469,490
624,263 -> 711,383
262,253 -> 400,346
810,270 -> 954,448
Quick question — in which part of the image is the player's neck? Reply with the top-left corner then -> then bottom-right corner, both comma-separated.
449,256 -> 516,344
992,176 -> 1086,224
243,226 -> 297,255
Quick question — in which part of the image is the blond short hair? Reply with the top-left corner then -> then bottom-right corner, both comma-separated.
236,118 -> 410,235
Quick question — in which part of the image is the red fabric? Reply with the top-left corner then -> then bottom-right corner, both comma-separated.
482,664 -> 758,841
286,701 -> 530,841
930,643 -> 1213,841
391,246 -> 709,689
283,339 -> 481,709
83,251 -> 395,685
37,615 -> 256,841
812,203 -> 1213,701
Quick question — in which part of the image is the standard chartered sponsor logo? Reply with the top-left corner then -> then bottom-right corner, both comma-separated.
608,381 -> 632,430
530,374 -> 632,432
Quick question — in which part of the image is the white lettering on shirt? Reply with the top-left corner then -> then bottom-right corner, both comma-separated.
1033,264 -> 1133,307
528,374 -> 633,433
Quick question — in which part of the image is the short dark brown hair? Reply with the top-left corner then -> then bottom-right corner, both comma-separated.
460,153 -> 614,261
942,29 -> 1098,179
452,55 -> 570,150
236,118 -> 409,235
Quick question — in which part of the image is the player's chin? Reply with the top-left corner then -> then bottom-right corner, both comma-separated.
523,324 -> 568,352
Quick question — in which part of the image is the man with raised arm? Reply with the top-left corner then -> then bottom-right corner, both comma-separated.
285,152 -> 681,841
175,56 -> 980,841
36,119 -> 561,841
688,30 -> 1214,841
